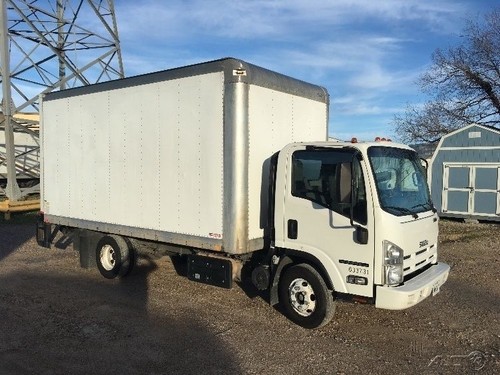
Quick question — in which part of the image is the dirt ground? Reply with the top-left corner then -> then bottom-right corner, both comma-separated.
0,214 -> 499,375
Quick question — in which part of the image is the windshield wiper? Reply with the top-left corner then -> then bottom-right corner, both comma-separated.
411,202 -> 437,213
384,206 -> 419,219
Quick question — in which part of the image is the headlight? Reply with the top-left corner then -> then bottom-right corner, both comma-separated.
383,240 -> 404,285
386,265 -> 403,285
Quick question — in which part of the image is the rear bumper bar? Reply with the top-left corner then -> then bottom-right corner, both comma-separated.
36,213 -> 51,248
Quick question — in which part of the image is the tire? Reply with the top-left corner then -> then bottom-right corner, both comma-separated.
95,235 -> 133,279
279,263 -> 335,329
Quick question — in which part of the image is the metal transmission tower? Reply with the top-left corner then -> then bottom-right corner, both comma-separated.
0,0 -> 124,201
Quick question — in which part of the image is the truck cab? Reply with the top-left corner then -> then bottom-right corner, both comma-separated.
269,140 -> 450,328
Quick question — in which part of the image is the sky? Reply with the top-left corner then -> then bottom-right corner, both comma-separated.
114,1 -> 495,142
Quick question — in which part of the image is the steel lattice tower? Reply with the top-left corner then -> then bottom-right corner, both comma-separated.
0,0 -> 124,201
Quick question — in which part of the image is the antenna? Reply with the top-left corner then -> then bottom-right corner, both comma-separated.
0,0 -> 124,201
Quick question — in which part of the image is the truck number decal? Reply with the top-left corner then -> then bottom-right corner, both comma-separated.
348,266 -> 369,275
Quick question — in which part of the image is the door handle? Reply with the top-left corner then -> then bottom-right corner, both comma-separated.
287,219 -> 298,240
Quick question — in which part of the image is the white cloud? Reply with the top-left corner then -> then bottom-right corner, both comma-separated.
113,0 -> 484,139
347,64 -> 422,91
116,0 -> 467,44
262,33 -> 425,88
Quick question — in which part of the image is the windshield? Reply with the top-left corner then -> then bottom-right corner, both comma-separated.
368,146 -> 432,216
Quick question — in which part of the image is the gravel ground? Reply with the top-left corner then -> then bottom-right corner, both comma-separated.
0,214 -> 499,375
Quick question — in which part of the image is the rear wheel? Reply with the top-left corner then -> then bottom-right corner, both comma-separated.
96,235 -> 133,279
279,263 -> 335,329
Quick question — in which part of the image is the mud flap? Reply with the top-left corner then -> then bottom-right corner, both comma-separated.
36,214 -> 52,248
269,255 -> 293,306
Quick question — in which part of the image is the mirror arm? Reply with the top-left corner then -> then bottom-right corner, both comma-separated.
349,153 -> 369,245
349,154 -> 356,227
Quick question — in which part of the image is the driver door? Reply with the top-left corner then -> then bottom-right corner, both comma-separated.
276,145 -> 375,297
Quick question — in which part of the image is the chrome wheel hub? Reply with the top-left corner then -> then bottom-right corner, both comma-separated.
288,277 -> 316,317
100,245 -> 116,271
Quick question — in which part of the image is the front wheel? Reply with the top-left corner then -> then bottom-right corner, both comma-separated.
96,235 -> 134,279
279,263 -> 335,329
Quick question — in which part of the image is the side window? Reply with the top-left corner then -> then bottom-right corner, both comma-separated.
291,150 -> 367,224
291,157 -> 325,206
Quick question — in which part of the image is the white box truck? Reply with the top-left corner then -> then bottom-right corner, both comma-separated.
37,58 -> 450,328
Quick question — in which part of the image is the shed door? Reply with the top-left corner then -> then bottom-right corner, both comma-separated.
442,163 -> 500,217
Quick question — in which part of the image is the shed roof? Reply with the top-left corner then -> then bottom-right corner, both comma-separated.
440,123 -> 500,139
433,123 -> 500,149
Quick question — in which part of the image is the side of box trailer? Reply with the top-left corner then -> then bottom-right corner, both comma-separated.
41,58 -> 328,255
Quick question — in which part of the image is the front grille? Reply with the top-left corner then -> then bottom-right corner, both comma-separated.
403,262 -> 433,282
416,248 -> 427,256
403,243 -> 437,277
415,259 -> 426,267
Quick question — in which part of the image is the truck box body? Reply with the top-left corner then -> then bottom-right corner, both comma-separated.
41,58 -> 329,255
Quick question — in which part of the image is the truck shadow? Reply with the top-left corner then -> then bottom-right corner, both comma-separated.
0,261 -> 243,375
0,213 -> 37,262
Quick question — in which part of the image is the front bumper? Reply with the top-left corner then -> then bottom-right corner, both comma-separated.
375,262 -> 450,310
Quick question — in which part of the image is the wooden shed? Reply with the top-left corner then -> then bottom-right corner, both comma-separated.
429,124 -> 500,221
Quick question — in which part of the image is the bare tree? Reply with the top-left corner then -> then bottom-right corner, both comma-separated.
393,7 -> 500,144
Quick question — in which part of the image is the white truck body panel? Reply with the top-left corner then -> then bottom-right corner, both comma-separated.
43,72 -> 225,238
41,58 -> 329,254
247,85 -> 327,240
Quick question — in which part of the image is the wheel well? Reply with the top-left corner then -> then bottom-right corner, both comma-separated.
269,249 -> 335,306
75,230 -> 137,269
280,250 -> 334,291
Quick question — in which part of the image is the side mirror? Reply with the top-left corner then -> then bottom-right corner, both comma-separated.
420,158 -> 428,174
356,226 -> 369,245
